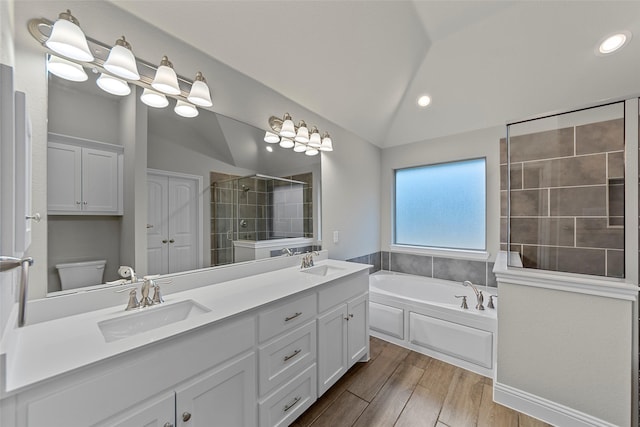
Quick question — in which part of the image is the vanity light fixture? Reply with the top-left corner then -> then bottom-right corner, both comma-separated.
264,131 -> 280,143
151,56 -> 181,95
44,10 -> 93,62
103,36 -> 140,80
47,54 -> 88,82
174,100 -> 199,118
264,113 -> 334,154
279,137 -> 295,149
96,73 -> 131,96
140,88 -> 169,108
28,11 -> 215,119
597,31 -> 632,55
187,72 -> 213,107
319,132 -> 333,152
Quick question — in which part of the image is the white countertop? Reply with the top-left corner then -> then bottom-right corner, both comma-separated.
0,259 -> 369,394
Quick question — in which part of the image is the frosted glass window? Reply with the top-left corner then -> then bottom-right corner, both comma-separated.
395,158 -> 486,250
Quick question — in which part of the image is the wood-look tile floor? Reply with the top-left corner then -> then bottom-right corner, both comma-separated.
291,337 -> 554,427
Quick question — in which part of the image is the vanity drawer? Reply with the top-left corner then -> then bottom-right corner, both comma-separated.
318,270 -> 368,313
259,321 -> 316,396
259,363 -> 317,427
259,292 -> 317,342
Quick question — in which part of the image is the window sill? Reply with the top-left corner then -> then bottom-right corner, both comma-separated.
389,244 -> 490,261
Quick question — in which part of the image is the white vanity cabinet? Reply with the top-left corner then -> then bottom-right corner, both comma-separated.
5,262 -> 370,427
317,271 -> 369,396
47,135 -> 123,215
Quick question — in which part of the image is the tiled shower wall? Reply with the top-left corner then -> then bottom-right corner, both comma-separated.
500,118 -> 625,277
347,251 -> 497,287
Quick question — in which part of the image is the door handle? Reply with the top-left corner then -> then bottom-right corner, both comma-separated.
162,239 -> 168,244
169,239 -> 175,243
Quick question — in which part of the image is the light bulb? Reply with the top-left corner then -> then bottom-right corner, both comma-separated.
294,121 -> 309,143
293,141 -> 308,152
319,132 -> 333,151
308,127 -> 321,148
305,147 -> 319,156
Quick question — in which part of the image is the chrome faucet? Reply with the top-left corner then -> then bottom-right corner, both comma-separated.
463,280 -> 484,310
300,252 -> 315,269
282,247 -> 293,256
0,256 -> 34,327
118,265 -> 137,283
140,277 -> 154,308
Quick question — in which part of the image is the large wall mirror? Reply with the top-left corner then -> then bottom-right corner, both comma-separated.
45,67 -> 321,295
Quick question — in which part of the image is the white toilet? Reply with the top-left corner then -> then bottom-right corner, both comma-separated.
56,260 -> 107,290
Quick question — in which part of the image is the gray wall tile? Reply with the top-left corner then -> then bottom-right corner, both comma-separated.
575,118 -> 624,155
523,154 -> 606,188
607,250 -> 624,278
369,252 -> 381,273
510,127 -> 574,162
550,186 -> 607,216
522,245 -> 605,276
486,262 -> 497,288
390,253 -> 433,277
608,181 -> 624,218
608,151 -> 624,179
576,218 -> 624,249
510,217 -> 574,246
500,163 -> 523,190
381,251 -> 390,271
500,191 -> 507,217
433,257 -> 486,285
510,189 -> 549,216
500,138 -> 507,164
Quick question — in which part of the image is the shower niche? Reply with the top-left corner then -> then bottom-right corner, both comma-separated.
211,173 -> 316,266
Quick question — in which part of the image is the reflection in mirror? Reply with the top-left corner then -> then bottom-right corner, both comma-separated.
45,63 -> 321,295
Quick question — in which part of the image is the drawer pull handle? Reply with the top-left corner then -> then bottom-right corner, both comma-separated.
182,412 -> 192,422
283,396 -> 302,412
284,312 -> 302,322
284,348 -> 302,362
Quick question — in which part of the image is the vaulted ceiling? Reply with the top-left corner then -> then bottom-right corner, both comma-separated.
20,1 -> 640,148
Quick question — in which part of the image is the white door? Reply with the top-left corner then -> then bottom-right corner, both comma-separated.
147,171 -> 200,275
168,177 -> 198,273
147,174 -> 169,275
175,353 -> 257,427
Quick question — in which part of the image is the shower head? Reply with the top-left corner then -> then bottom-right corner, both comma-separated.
241,184 -> 250,192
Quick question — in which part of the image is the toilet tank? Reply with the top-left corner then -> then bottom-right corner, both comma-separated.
56,260 -> 107,290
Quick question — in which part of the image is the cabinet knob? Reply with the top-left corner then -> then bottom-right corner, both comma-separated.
169,239 -> 175,243
83,201 -> 88,205
182,412 -> 192,422
162,239 -> 168,244
76,201 -> 81,205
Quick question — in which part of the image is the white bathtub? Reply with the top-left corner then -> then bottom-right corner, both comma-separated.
369,271 -> 497,377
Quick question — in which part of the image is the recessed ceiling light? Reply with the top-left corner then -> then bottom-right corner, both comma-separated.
417,94 -> 431,108
597,31 -> 631,55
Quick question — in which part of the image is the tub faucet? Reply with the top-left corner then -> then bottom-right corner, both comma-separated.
282,248 -> 293,256
463,280 -> 484,311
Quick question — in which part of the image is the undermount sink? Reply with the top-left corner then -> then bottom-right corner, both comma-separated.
300,264 -> 344,277
98,300 -> 210,343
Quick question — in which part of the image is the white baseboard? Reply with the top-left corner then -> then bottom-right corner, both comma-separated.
494,382 -> 625,427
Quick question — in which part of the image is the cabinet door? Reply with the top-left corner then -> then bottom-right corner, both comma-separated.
105,392 -> 175,427
47,142 -> 82,212
317,304 -> 348,396
347,293 -> 369,367
175,352 -> 256,427
82,147 -> 119,213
